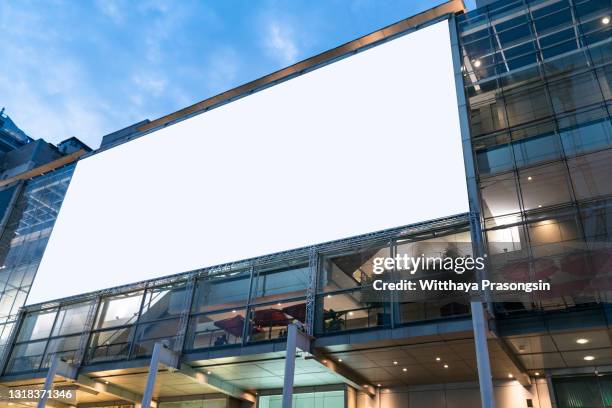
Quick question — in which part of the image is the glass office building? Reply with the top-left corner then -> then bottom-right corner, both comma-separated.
0,0 -> 610,407
0,166 -> 76,360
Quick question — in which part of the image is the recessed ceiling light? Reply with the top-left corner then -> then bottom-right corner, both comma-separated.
527,176 -> 533,181
473,59 -> 481,67
207,371 -> 212,375
232,310 -> 237,313
377,384 -> 381,387
584,355 -> 595,361
402,368 -> 407,372
338,358 -> 343,362
104,381 -> 109,384
435,357 -> 441,361
393,361 -> 398,365
538,205 -> 542,208
508,373 -> 513,378
348,311 -> 354,316
576,338 -> 589,344
443,364 -> 449,368
534,372 -> 540,376
277,303 -> 282,306
603,16 -> 610,24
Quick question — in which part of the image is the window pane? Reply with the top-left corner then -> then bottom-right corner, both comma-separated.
6,340 -> 46,373
553,376 -> 603,408
251,263 -> 309,303
486,224 -> 529,258
140,284 -> 189,322
52,302 -> 95,336
87,327 -> 134,363
560,115 -> 612,156
518,163 -> 572,211
132,319 -> 180,357
527,211 -> 581,257
480,173 -> 521,218
186,309 -> 246,350
192,271 -> 251,313
398,299 -> 470,323
513,133 -> 563,167
94,291 -> 143,330
42,335 -> 81,368
247,300 -> 306,343
17,310 -> 57,342
476,142 -> 513,175
504,85 -> 552,128
580,198 -> 612,242
548,72 -> 604,115
568,149 -> 612,200
319,245 -> 390,292
316,290 -> 389,335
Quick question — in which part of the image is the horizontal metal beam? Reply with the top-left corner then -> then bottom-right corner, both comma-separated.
44,357 -> 146,406
177,363 -> 256,403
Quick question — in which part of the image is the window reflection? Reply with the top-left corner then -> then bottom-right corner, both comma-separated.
94,292 -> 143,330
568,149 -> 612,200
17,310 -> 56,342
52,302 -> 94,337
251,263 -> 309,304
560,114 -> 612,156
319,245 -> 390,292
192,272 -> 250,314
140,284 -> 188,322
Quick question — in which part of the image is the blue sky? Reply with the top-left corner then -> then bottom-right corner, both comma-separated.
1,0 -> 475,148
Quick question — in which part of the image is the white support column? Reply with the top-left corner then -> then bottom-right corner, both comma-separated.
282,324 -> 298,408
141,343 -> 164,408
471,302 -> 495,408
38,357 -> 60,408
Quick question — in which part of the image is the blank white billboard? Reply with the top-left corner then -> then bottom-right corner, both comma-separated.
29,20 -> 468,305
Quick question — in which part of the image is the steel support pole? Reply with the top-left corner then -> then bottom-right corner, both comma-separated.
38,356 -> 60,408
471,301 -> 495,408
545,372 -> 558,408
282,324 -> 298,408
141,343 -> 163,408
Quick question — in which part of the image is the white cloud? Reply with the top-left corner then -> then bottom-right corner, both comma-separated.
132,72 -> 168,96
95,0 -> 125,24
263,20 -> 299,65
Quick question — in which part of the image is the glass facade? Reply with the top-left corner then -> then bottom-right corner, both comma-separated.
457,0 -> 612,312
2,217 -> 471,374
0,165 -> 75,360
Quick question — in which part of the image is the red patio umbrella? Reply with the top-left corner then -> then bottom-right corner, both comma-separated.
214,315 -> 245,337
252,308 -> 290,326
